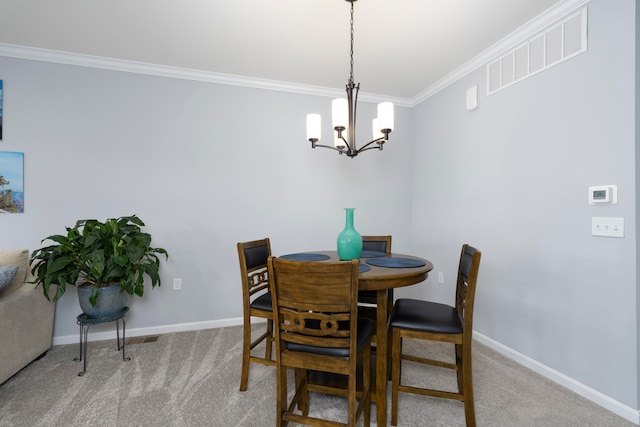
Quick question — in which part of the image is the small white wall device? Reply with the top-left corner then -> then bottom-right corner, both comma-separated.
466,85 -> 478,111
588,185 -> 617,205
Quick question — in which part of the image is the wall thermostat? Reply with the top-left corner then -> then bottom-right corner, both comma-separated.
588,185 -> 617,205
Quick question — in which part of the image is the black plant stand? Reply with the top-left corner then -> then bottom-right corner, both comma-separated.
74,306 -> 130,376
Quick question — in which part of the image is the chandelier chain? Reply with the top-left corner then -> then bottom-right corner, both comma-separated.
349,1 -> 355,84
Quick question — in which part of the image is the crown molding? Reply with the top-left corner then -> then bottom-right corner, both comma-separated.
0,0 -> 589,109
0,43 -> 413,107
0,43 -> 324,94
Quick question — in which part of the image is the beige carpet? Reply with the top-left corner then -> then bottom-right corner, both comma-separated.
0,325 -> 635,426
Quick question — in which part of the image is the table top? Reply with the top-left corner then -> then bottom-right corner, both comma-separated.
295,251 -> 433,292
77,306 -> 129,324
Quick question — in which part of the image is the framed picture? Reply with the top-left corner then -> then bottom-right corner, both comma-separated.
0,152 -> 24,213
0,80 -> 3,140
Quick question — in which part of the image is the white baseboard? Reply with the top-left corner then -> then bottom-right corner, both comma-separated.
474,331 -> 640,425
52,317 -> 246,346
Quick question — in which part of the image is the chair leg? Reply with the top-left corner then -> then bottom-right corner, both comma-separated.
348,364 -> 357,427
239,316 -> 251,391
294,368 -> 309,415
455,343 -> 463,393
461,344 -> 476,427
391,329 -> 401,426
276,362 -> 288,427
265,319 -> 274,361
364,344 -> 371,427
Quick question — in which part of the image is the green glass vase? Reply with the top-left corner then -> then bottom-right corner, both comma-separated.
337,208 -> 363,260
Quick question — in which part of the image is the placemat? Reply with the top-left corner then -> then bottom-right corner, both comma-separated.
360,250 -> 387,258
279,253 -> 331,261
366,257 -> 426,268
359,264 -> 371,273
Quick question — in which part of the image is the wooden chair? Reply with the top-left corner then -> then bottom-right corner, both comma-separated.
358,235 -> 392,349
267,256 -> 374,427
358,235 -> 392,305
389,244 -> 482,427
237,238 -> 275,392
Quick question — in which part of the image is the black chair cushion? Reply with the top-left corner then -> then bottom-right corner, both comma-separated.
287,317 -> 375,357
243,245 -> 269,270
250,292 -> 273,312
362,241 -> 387,253
390,298 -> 462,334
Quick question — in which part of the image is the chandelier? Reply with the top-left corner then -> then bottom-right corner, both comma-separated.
306,0 -> 394,158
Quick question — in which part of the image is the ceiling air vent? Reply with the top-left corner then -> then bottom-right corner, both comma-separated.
487,7 -> 587,95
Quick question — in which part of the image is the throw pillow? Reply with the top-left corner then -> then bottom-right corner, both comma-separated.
0,265 -> 19,291
0,249 -> 29,298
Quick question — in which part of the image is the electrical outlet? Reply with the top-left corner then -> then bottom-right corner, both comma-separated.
173,278 -> 182,290
438,272 -> 444,284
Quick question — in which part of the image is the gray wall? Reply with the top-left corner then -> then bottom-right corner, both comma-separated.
0,57 -> 414,337
0,0 -> 637,416
405,0 -> 637,410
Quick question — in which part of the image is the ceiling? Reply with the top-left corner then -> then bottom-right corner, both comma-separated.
0,0 -> 568,100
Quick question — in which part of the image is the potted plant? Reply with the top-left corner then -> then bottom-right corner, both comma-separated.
30,214 -> 168,318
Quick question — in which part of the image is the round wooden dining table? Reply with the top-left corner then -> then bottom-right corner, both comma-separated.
312,251 -> 434,427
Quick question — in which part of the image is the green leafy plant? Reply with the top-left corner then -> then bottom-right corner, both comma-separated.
30,215 -> 169,306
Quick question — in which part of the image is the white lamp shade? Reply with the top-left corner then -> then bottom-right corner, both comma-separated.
332,98 -> 348,130
372,118 -> 384,140
306,113 -> 321,141
377,102 -> 394,131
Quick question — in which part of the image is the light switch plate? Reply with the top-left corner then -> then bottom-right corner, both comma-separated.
592,217 -> 624,238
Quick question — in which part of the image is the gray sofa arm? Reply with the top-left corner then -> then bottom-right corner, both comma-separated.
0,282 -> 55,385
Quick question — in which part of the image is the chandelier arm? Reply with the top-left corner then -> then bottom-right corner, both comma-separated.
310,142 -> 347,154
355,138 -> 385,153
357,145 -> 384,154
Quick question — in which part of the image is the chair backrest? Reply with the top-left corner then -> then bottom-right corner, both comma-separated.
456,244 -> 481,332
362,235 -> 392,254
267,256 -> 360,352
237,238 -> 272,304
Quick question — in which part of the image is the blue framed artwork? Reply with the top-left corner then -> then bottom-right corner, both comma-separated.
0,152 -> 24,213
0,80 -> 3,140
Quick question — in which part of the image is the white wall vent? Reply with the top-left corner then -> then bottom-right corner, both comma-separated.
487,7 -> 588,95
